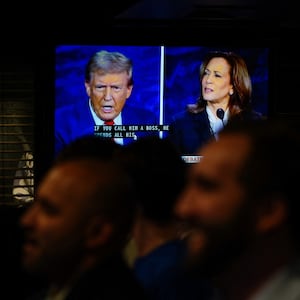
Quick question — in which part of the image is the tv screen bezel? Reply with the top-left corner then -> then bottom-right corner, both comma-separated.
34,20 -> 279,180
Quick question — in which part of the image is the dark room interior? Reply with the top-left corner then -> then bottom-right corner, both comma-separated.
0,1 -> 300,298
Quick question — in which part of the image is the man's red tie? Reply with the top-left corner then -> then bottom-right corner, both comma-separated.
104,120 -> 115,141
104,120 -> 114,125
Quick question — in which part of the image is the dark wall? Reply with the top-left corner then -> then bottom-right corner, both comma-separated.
1,5 -> 300,184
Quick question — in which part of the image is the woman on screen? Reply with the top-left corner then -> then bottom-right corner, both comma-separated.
167,50 -> 264,156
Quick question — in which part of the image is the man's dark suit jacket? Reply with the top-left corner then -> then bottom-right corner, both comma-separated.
55,99 -> 159,156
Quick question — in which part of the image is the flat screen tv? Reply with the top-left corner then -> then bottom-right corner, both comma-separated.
53,43 -> 270,163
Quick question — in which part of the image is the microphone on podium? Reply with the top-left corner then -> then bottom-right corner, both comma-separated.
216,108 -> 225,127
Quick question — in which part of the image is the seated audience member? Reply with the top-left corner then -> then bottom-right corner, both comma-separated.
54,134 -> 122,163
12,134 -> 34,203
175,118 -> 300,300
19,135 -> 148,299
119,136 -> 217,300
13,151 -> 34,203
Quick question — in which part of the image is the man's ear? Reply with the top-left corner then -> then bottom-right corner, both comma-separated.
84,82 -> 91,97
256,198 -> 287,233
85,217 -> 113,248
126,84 -> 133,99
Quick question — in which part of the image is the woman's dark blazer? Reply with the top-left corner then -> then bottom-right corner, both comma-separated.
167,108 -> 263,156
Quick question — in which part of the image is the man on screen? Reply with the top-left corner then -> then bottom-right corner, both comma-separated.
55,50 -> 157,157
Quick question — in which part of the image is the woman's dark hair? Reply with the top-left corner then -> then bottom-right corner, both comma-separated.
187,51 -> 253,117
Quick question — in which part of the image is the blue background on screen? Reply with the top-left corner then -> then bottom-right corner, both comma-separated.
55,45 -> 269,130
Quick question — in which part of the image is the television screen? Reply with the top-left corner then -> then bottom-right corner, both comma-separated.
54,44 -> 270,162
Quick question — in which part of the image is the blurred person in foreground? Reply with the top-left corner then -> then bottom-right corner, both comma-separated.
19,136 -> 148,299
167,50 -> 264,157
175,118 -> 300,300
119,135 -> 217,300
